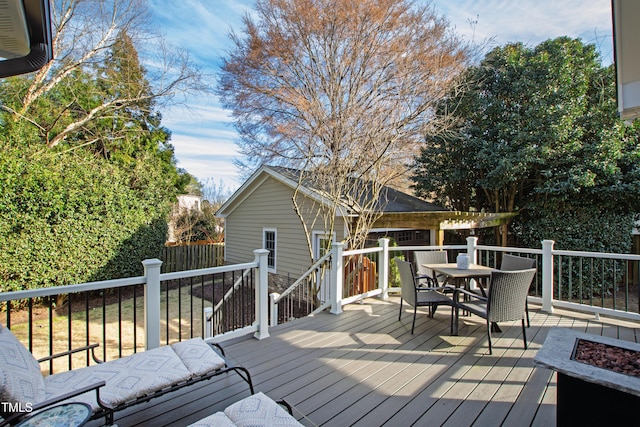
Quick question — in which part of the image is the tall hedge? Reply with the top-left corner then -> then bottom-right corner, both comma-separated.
0,140 -> 174,292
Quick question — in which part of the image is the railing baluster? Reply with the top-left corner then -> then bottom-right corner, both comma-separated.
536,254 -> 541,297
133,285 -> 137,353
554,255 -> 559,300
85,292 -> 90,363
601,259 -> 605,308
199,276 -> 205,337
118,287 -> 122,358
3,300 -> 9,328
27,299 -> 32,352
68,293 -> 72,371
230,273 -> 235,330
189,275 -> 194,339
211,273 -> 219,336
178,277 -> 183,342
613,261 -> 618,311
565,256 -> 569,302
578,259 -> 583,304
102,291 -> 106,362
625,260 -> 629,312
224,271 -> 229,331
165,279 -> 169,345
242,272 -> 247,327
241,270 -> 246,327
589,258 -> 594,306
247,271 -> 252,326
48,297 -> 53,373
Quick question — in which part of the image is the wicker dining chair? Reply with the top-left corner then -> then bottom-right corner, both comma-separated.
453,268 -> 536,354
413,250 -> 448,287
500,254 -> 537,327
396,258 -> 454,334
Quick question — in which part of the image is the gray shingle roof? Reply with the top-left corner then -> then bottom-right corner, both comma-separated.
266,165 -> 448,214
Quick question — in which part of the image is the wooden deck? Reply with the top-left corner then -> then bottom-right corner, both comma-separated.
91,297 -> 640,427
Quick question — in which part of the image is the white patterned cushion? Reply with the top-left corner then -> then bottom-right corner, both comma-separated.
171,338 -> 225,377
224,392 -> 303,427
44,345 -> 191,409
188,412 -> 237,426
0,325 -> 46,407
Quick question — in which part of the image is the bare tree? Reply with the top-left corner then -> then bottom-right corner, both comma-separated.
4,0 -> 206,148
201,178 -> 233,208
218,0 -> 473,252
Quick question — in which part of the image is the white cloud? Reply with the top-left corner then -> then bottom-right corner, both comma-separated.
437,0 -> 613,61
164,103 -> 234,129
177,155 -> 242,190
171,132 -> 238,157
147,0 -> 254,66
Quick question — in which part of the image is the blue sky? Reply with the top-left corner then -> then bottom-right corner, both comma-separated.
148,0 -> 613,191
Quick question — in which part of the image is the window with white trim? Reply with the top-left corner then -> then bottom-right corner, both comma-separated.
263,228 -> 277,272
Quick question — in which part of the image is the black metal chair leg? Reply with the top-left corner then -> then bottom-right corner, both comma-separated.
411,306 -> 417,334
525,302 -> 530,328
487,321 -> 492,355
399,299 -> 403,321
430,304 -> 438,318
521,319 -> 528,350
452,304 -> 459,336
450,305 -> 455,335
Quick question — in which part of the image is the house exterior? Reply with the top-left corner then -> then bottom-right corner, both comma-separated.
176,194 -> 202,213
217,165 -> 514,290
216,166 -> 346,290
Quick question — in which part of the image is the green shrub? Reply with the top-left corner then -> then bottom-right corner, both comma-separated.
0,141 -> 175,292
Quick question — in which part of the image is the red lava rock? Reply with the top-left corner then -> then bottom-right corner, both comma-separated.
572,339 -> 640,378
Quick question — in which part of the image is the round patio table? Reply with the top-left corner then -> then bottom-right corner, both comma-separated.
16,402 -> 92,427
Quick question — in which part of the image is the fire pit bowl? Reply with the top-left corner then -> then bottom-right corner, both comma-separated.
535,327 -> 640,426
572,338 -> 640,377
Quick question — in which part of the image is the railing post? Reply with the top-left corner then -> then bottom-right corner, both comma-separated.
542,240 -> 555,313
378,238 -> 390,300
466,236 -> 479,264
254,249 -> 270,340
142,258 -> 162,350
330,242 -> 344,314
269,292 -> 279,326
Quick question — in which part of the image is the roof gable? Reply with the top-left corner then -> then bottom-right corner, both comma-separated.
217,165 -> 447,217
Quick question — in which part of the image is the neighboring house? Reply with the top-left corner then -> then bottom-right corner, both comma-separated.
167,194 -> 203,243
216,165 -> 513,290
176,194 -> 202,213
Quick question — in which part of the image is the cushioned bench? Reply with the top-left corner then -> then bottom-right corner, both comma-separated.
188,392 -> 303,427
0,324 -> 254,426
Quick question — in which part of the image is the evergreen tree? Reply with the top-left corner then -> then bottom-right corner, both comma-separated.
413,37 -> 640,251
0,31 -> 193,291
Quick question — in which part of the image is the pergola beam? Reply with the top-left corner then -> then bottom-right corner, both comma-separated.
371,211 -> 517,230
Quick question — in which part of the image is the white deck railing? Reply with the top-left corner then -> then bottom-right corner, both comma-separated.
0,249 -> 271,364
2,237 -> 639,368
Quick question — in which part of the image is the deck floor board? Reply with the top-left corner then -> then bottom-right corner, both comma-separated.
84,297 -> 640,427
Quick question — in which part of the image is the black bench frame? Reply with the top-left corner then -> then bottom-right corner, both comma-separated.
1,342 -> 254,426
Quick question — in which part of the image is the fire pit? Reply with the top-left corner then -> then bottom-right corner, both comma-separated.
535,327 -> 640,426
